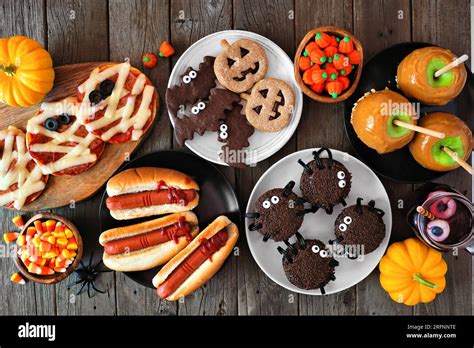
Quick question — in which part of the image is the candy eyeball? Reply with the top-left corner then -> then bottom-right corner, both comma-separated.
338,180 -> 346,188
339,223 -> 347,232
183,70 -> 198,84
337,171 -> 346,180
312,244 -> 329,257
343,216 -> 352,224
191,101 -> 206,115
427,219 -> 450,242
312,245 -> 320,253
319,250 -> 328,258
262,200 -> 271,209
271,195 -> 280,204
219,124 -> 228,140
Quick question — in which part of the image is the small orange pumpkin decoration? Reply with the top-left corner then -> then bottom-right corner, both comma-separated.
379,238 -> 447,306
0,36 -> 54,107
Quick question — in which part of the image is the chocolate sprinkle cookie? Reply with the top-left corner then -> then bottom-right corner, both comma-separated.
334,199 -> 386,255
250,186 -> 304,242
300,158 -> 352,212
282,239 -> 337,290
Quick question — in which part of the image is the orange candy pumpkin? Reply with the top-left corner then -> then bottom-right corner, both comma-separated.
303,42 -> 319,56
299,56 -> 313,71
339,36 -> 354,53
324,46 -> 338,60
338,76 -> 350,90
315,32 -> 331,48
310,82 -> 325,93
326,80 -> 343,98
311,69 -> 328,85
348,49 -> 361,64
309,48 -> 327,65
332,53 -> 348,70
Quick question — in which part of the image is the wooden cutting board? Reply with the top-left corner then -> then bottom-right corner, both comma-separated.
0,62 -> 157,212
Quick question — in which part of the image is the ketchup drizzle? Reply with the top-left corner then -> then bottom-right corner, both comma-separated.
156,180 -> 190,206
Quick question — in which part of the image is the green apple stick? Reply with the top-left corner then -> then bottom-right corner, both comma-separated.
442,146 -> 473,175
392,119 -> 446,139
434,54 -> 469,78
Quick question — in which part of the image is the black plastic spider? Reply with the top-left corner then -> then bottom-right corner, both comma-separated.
68,252 -> 111,298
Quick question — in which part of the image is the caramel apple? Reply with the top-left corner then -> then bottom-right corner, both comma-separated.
351,89 -> 417,154
397,47 -> 467,106
409,112 -> 472,171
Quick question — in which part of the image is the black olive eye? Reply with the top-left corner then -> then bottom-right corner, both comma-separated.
59,113 -> 72,125
89,90 -> 103,105
44,118 -> 59,131
99,79 -> 115,97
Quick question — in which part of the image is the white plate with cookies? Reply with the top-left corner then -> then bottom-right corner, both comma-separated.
167,30 -> 303,167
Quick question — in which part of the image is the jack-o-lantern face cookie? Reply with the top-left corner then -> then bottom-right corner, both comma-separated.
214,39 -> 268,93
241,78 -> 295,132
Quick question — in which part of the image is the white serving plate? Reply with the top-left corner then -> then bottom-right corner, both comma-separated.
168,30 -> 303,166
245,148 -> 392,295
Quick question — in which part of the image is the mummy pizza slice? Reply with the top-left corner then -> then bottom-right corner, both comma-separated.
0,126 -> 49,210
77,62 -> 158,144
26,97 -> 105,176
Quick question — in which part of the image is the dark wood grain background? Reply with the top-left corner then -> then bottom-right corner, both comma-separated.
0,0 -> 471,316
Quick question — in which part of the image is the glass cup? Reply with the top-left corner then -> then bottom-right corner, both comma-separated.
408,190 -> 473,253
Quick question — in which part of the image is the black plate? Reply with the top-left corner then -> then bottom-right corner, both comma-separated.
344,42 -> 474,183
99,150 -> 240,288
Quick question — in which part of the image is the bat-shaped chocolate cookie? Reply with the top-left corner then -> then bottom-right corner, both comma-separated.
173,88 -> 240,146
166,56 -> 217,117
218,105 -> 255,168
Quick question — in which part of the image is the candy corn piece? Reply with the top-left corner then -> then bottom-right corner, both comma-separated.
17,234 -> 26,246
3,232 -> 19,243
10,272 -> 26,285
66,238 -> 78,250
39,266 -> 54,276
28,262 -> 42,275
56,237 -> 68,248
34,220 -> 44,234
64,229 -> 74,238
12,215 -> 24,228
45,220 -> 56,233
26,227 -> 37,237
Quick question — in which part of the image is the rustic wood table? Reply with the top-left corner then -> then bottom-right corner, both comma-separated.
0,0 -> 472,316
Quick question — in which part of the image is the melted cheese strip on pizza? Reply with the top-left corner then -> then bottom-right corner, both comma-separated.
77,62 -> 154,141
27,97 -> 99,174
0,127 -> 46,209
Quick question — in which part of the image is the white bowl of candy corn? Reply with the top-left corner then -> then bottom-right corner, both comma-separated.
12,213 -> 83,284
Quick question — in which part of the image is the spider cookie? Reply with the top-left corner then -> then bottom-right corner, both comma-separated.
77,62 -> 158,144
173,88 -> 240,146
278,233 -> 339,293
246,181 -> 306,242
241,78 -> 295,132
218,104 -> 255,168
298,148 -> 351,214
0,126 -> 49,210
214,39 -> 268,93
332,198 -> 386,255
26,97 -> 105,176
166,56 -> 217,117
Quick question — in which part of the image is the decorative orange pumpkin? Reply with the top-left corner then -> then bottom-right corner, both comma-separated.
326,80 -> 343,98
315,32 -> 331,48
332,53 -> 347,70
309,48 -> 327,65
303,42 -> 319,57
0,36 -> 54,107
311,69 -> 328,85
339,36 -> 354,53
379,238 -> 447,306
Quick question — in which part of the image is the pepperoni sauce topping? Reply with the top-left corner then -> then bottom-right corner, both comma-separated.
104,216 -> 192,255
157,229 -> 228,298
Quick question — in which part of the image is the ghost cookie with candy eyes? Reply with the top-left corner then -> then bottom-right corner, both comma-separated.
214,39 -> 268,93
298,148 -> 352,214
241,78 -> 295,132
246,181 -> 306,242
166,56 -> 217,117
332,198 -> 386,256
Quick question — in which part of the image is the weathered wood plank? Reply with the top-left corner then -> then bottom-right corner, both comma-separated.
0,0 -> 54,316
233,0 -> 298,316
295,0 -> 356,316
46,0 -> 116,315
412,0 -> 472,316
107,0 -> 176,315
352,0 -> 413,315
169,0 -> 237,315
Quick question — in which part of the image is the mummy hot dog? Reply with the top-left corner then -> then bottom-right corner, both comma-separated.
153,215 -> 238,301
105,167 -> 199,220
99,212 -> 199,272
